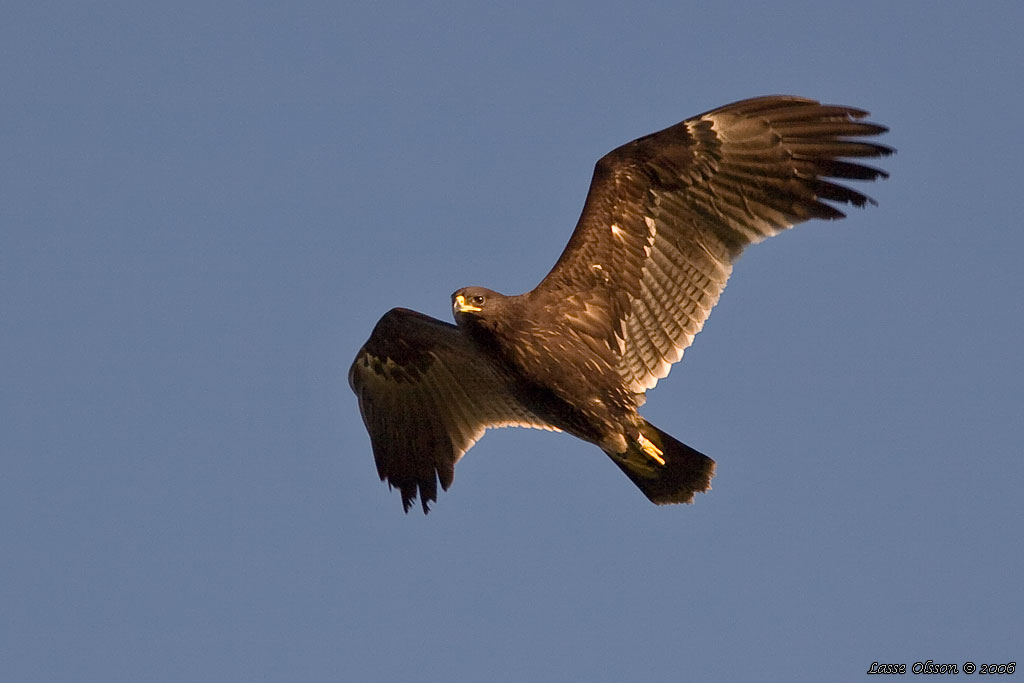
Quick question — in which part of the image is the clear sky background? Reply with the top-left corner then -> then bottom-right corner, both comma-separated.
2,2 -> 1021,682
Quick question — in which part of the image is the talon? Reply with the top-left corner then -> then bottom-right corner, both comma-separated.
638,434 -> 666,466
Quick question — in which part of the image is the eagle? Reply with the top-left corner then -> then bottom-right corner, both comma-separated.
349,95 -> 891,513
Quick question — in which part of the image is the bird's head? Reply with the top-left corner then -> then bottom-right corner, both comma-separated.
452,287 -> 506,326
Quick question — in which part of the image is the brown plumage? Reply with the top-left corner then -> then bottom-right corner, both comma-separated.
349,95 -> 892,513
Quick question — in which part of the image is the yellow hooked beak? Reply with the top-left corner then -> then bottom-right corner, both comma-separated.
454,294 -> 482,313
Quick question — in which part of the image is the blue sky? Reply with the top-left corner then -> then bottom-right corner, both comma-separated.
2,2 -> 1021,681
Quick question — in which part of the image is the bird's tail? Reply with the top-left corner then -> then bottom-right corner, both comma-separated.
605,420 -> 716,505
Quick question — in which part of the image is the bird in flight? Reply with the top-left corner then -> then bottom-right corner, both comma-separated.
349,95 -> 891,513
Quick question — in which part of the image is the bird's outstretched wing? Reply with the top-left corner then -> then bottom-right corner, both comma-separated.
531,95 -> 892,393
349,308 -> 556,512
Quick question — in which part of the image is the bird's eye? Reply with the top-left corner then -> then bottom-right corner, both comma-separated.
472,295 -> 485,306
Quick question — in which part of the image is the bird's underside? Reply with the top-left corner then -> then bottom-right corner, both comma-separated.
349,95 -> 892,513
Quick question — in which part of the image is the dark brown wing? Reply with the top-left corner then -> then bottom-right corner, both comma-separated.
531,95 -> 892,393
348,308 -> 556,513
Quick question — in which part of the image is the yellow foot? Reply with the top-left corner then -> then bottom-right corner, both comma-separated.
637,434 -> 666,466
